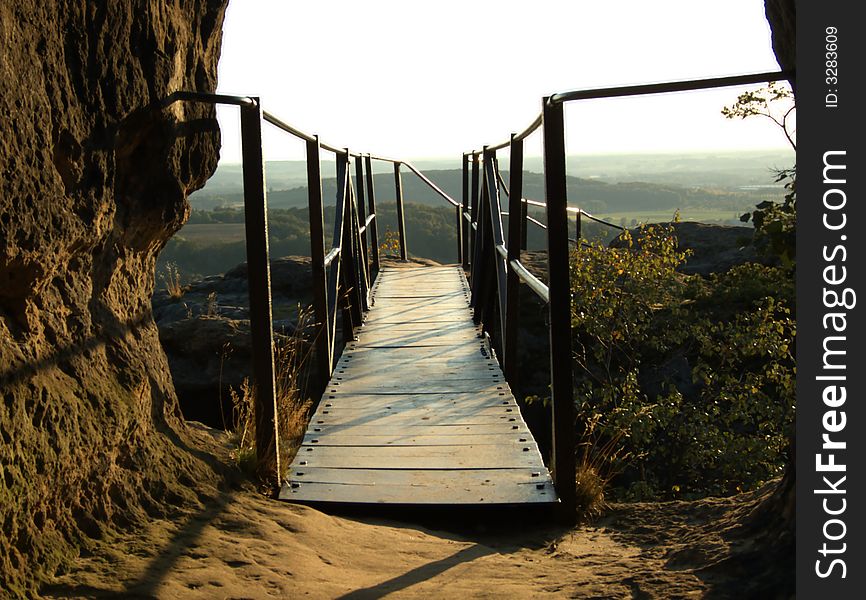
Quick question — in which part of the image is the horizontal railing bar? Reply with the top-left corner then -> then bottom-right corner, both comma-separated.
369,156 -> 460,208
401,162 -> 461,207
262,111 -> 350,155
497,169 -> 623,230
484,114 -> 543,153
323,246 -> 341,268
520,198 -> 624,230
358,212 -> 376,236
172,92 -> 465,214
368,153 -> 402,164
581,210 -> 625,230
527,215 -> 547,230
523,198 -> 547,209
549,70 -> 794,105
471,70 -> 791,156
509,259 -> 549,303
163,91 -> 256,107
495,243 -> 508,260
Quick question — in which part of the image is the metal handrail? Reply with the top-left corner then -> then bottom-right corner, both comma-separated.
549,70 -> 794,105
484,114 -> 543,152
474,70 -> 793,154
494,167 -> 625,231
401,162 -> 460,208
163,68 -> 794,500
162,90 -> 256,107
461,69 -> 794,521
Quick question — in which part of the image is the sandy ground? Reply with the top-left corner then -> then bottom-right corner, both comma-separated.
39,484 -> 723,600
37,421 -> 791,600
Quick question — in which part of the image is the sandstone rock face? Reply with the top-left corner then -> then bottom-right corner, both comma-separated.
765,0 -> 795,88
0,2 -> 227,595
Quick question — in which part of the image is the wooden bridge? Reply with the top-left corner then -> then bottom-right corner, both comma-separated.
172,70 -> 790,515
279,263 -> 555,504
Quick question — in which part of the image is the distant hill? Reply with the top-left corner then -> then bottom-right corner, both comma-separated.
191,167 -> 787,223
191,149 -> 793,210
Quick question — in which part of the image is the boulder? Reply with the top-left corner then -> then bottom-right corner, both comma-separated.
152,256 -> 316,427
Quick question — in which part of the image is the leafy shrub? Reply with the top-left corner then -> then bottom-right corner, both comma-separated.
568,224 -> 795,499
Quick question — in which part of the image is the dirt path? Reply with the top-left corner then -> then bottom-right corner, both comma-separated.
42,486 -> 714,599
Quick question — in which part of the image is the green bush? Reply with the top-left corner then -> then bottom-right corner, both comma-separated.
568,223 -> 795,500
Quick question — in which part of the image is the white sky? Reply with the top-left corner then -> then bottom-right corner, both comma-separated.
215,0 -> 791,163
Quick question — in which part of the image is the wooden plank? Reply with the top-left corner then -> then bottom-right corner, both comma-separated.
281,481 -> 555,504
333,359 -> 495,373
372,296 -> 468,307
307,412 -> 525,427
364,308 -> 472,320
341,344 -> 485,358
330,372 -> 503,388
317,392 -> 514,407
301,432 -> 532,446
374,277 -> 463,286
286,467 -> 551,485
280,468 -> 554,504
334,359 -> 497,373
325,380 -> 507,394
353,331 -> 479,347
312,405 -> 517,419
306,422 -> 531,435
293,444 -> 542,469
373,290 -> 467,298
359,320 -> 477,330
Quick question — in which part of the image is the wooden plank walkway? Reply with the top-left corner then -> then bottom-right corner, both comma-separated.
279,263 -> 556,505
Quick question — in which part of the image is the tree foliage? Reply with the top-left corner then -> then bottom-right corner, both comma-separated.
568,224 -> 795,499
722,83 -> 796,267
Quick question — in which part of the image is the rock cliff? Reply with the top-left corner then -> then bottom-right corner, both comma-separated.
0,2 -> 228,595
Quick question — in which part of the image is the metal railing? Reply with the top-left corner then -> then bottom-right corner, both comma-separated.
169,68 -> 793,498
165,93 -> 465,482
458,70 -> 794,517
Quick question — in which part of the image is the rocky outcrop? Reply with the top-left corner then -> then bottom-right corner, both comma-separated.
765,0 -> 796,89
609,221 -> 766,276
152,257 -> 315,426
0,2 -> 228,596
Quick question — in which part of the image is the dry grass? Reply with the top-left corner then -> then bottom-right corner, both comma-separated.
573,409 -> 648,522
160,261 -> 185,299
227,306 -> 315,483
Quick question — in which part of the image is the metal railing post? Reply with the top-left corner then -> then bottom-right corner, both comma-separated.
461,153 -> 470,270
575,210 -> 582,248
482,147 -> 509,355
339,166 -> 362,343
521,197 -> 528,251
542,96 -> 576,520
364,155 -> 380,276
326,155 -> 348,361
347,160 -> 369,314
469,153 -> 480,286
306,136 -> 332,389
470,152 -> 488,310
455,204 -> 463,266
239,98 -> 280,481
354,155 -> 370,285
504,134 -> 524,385
394,162 -> 408,260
